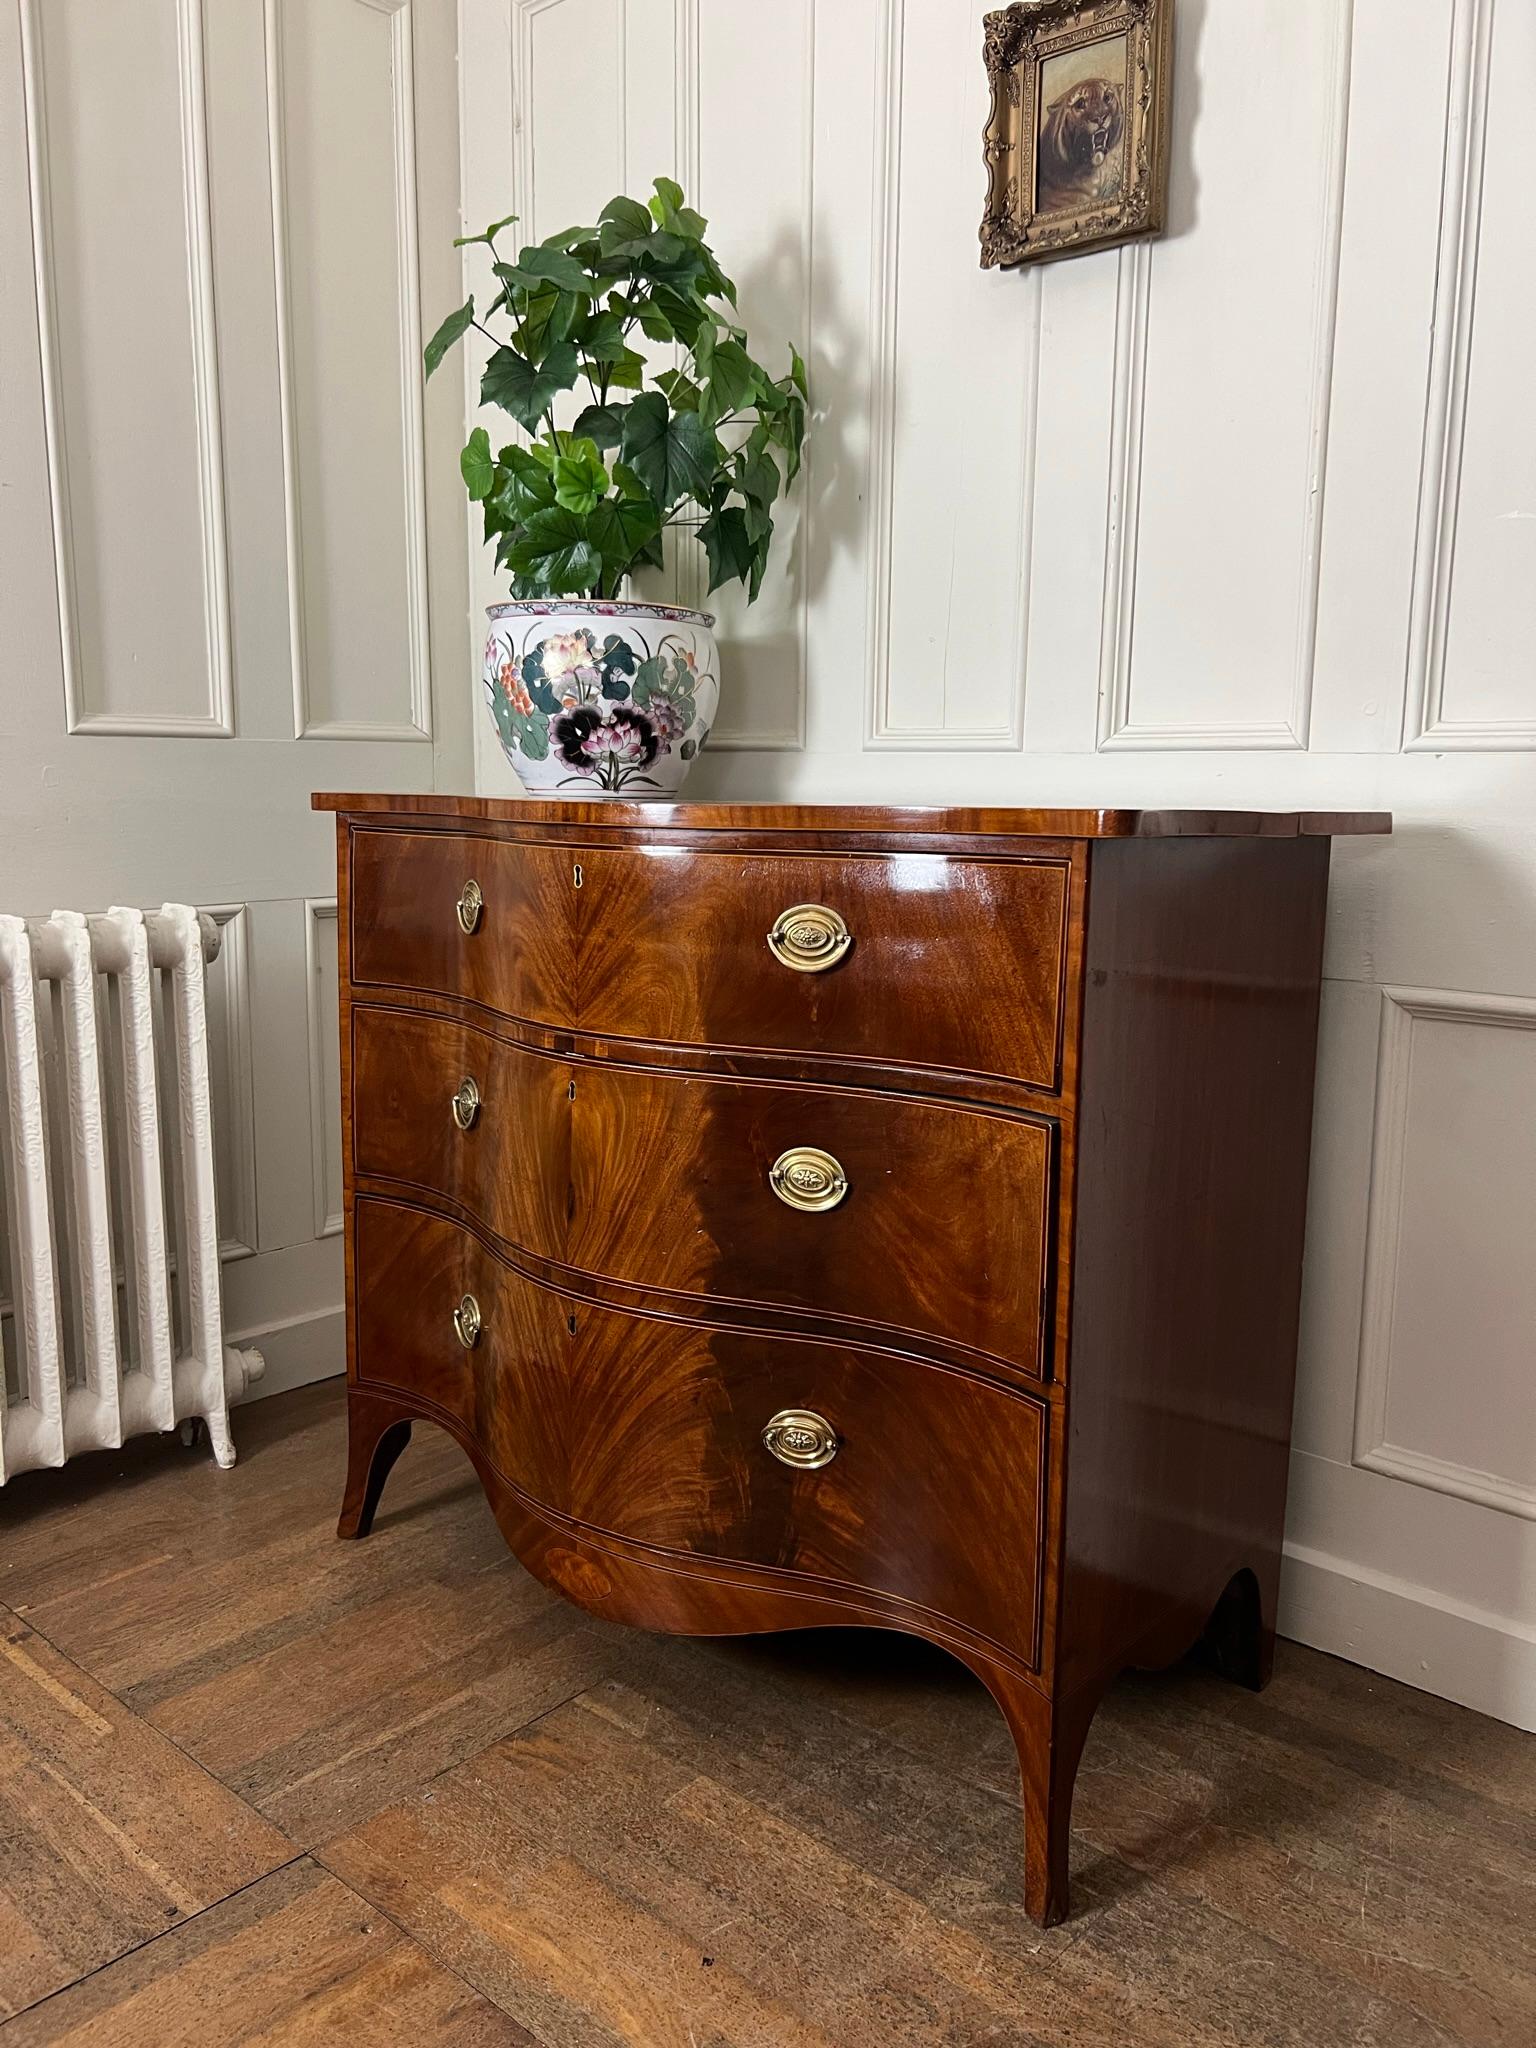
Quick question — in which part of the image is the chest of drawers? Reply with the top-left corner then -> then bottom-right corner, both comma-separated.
316,794 -> 1388,1925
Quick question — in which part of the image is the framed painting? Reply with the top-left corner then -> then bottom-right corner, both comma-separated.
980,0 -> 1173,268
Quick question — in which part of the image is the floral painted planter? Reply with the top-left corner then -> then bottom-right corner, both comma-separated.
482,601 -> 718,799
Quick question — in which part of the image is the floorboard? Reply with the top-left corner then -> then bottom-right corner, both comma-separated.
0,1609 -> 288,2020
1,1381 -> 1532,2046
1,1860 -> 536,2046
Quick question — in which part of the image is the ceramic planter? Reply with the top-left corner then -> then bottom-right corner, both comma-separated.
481,600 -> 718,799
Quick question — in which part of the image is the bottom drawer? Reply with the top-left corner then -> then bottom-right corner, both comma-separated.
353,1198 -> 1047,1664
353,1198 -> 569,1506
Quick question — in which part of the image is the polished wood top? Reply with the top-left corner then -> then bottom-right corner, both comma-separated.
312,793 -> 1391,838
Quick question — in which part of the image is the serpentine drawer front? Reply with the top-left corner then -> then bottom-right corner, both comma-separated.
354,1196 -> 1046,1664
318,792 -> 1389,1928
350,1003 -> 1052,1377
348,823 -> 1069,1096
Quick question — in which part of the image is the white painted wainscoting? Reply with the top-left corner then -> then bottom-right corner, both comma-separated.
462,0 -> 1536,1727
1,0 -> 472,1408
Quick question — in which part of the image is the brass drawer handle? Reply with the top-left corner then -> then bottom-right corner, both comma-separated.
452,1294 -> 482,1350
769,1146 -> 848,1213
766,903 -> 851,973
455,878 -> 484,934
762,1409 -> 840,1470
450,1077 -> 481,1131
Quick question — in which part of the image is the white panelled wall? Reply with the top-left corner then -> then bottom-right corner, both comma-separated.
462,0 -> 1536,1728
1,1 -> 470,1401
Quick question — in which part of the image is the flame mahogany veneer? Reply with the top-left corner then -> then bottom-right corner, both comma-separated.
315,793 -> 1389,1926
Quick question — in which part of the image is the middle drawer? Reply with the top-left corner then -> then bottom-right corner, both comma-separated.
353,1005 -> 1053,1377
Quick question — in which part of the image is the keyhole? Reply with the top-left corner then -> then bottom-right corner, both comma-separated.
567,1313 -> 577,1335
572,862 -> 583,889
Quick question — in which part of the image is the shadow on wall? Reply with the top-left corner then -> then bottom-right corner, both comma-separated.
734,217 -> 847,620
1166,0 -> 1204,242
683,213 -> 857,782
1325,818 -> 1536,986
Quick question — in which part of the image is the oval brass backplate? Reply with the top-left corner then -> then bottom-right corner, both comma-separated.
450,1076 -> 481,1131
769,1146 -> 849,1213
762,1408 -> 840,1470
455,878 -> 484,934
766,903 -> 852,974
452,1293 -> 482,1350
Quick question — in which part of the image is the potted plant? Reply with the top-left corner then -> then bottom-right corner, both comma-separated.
425,179 -> 806,798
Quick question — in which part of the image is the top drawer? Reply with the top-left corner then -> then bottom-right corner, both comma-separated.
350,827 -> 571,1031
349,827 -> 1070,1093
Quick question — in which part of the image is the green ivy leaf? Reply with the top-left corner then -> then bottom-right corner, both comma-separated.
573,403 -> 626,452
655,368 -> 702,413
699,250 -> 739,307
649,176 -> 686,225
735,447 -> 780,539
736,446 -> 779,508
602,347 -> 647,391
748,514 -> 774,601
629,529 -> 667,574
637,232 -> 708,289
580,311 -> 632,365
552,438 -> 608,517
453,213 -> 517,249
620,391 -> 716,507
647,179 -> 707,240
424,299 -> 475,379
498,243 -> 592,294
698,505 -> 755,594
768,390 -> 806,482
502,506 -> 603,596
480,341 -> 579,430
599,194 -> 653,239
703,338 -> 755,421
459,427 -> 495,500
650,285 -> 710,346
513,285 -> 582,363
587,492 -> 662,577
537,223 -> 598,251
493,445 -> 558,520
789,345 -> 809,400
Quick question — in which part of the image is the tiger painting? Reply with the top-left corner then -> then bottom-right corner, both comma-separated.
1036,75 -> 1125,214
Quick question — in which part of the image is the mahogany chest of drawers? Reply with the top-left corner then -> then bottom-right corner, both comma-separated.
316,793 -> 1388,1925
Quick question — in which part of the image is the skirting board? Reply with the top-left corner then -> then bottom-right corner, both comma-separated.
227,1304 -> 344,1404
1279,1540 -> 1536,1734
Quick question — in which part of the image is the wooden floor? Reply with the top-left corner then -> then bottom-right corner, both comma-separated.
1,1385 -> 1532,2047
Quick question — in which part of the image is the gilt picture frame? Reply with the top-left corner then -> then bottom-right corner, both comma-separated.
980,0 -> 1173,269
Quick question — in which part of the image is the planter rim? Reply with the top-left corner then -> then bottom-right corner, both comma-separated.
486,598 -> 716,629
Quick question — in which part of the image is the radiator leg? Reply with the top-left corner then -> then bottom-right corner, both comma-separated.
337,1388 -> 414,1540
204,1408 -> 237,1471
